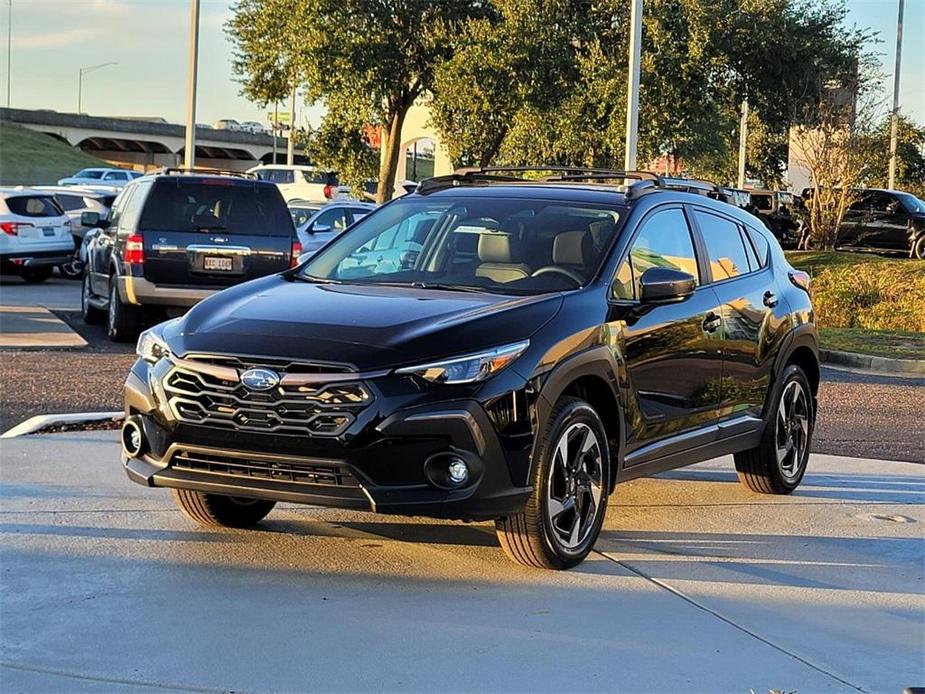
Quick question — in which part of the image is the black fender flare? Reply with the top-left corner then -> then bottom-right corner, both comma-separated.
526,346 -> 624,492
763,324 -> 820,420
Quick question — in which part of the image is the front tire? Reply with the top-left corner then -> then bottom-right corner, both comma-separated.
735,364 -> 814,494
172,489 -> 276,528
81,273 -> 105,324
912,235 -> 925,260
107,275 -> 140,342
496,397 -> 609,569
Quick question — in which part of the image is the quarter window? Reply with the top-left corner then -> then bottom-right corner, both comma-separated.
744,226 -> 770,268
694,210 -> 751,281
614,207 -> 699,300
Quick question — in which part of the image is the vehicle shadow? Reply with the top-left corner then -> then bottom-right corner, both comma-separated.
657,468 -> 925,504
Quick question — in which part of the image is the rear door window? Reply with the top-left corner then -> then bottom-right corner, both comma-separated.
694,210 -> 751,281
6,195 -> 64,218
139,180 -> 293,236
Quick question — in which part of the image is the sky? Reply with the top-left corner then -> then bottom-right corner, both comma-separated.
1,0 -> 922,128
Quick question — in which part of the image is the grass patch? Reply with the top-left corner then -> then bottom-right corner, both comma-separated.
820,328 -> 925,360
0,120 -> 110,185
785,250 -> 911,274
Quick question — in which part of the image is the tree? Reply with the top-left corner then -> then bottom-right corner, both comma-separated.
862,115 -> 925,197
309,98 -> 379,197
290,0 -> 487,202
226,0 -> 302,109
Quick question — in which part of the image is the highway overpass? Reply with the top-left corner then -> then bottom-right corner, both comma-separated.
1,108 -> 303,171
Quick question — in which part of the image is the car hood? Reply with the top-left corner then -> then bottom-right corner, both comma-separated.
165,275 -> 563,370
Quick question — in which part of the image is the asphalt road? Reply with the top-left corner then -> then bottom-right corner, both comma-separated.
1,432 -> 921,692
0,276 -> 922,462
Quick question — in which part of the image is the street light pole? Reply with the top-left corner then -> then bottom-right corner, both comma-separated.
737,99 -> 749,189
183,0 -> 200,169
77,62 -> 117,114
286,85 -> 295,165
624,0 -> 642,172
888,0 -> 904,190
6,0 -> 11,108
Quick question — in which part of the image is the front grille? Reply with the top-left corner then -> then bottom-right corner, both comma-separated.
171,449 -> 361,488
163,356 -> 371,436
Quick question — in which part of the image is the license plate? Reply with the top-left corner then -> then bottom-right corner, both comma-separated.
42,227 -> 55,237
204,256 -> 233,271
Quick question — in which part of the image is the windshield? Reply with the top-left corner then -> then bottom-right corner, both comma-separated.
298,196 -> 623,295
289,205 -> 322,227
75,169 -> 103,179
896,192 -> 925,214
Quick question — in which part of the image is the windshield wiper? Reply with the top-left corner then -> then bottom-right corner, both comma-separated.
409,281 -> 489,293
291,273 -> 341,284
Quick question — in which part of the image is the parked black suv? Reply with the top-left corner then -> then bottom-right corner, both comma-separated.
837,188 -> 925,257
81,169 -> 299,341
122,167 -> 819,569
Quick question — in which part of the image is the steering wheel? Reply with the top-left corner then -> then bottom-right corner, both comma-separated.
531,265 -> 584,286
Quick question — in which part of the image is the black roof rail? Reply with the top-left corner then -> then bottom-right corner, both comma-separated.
416,165 -> 663,197
156,167 -> 257,179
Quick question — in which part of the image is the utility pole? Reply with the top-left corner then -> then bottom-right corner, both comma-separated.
272,101 -> 278,163
888,0 -> 904,190
737,99 -> 748,189
183,0 -> 200,169
5,0 -> 11,108
286,86 -> 296,165
624,0 -> 642,172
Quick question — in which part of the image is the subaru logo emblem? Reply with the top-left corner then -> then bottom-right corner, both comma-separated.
240,368 -> 280,391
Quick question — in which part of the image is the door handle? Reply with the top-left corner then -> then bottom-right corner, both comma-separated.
763,291 -> 779,308
702,312 -> 721,333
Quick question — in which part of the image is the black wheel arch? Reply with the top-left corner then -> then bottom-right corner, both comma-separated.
529,346 -> 624,493
764,324 -> 820,421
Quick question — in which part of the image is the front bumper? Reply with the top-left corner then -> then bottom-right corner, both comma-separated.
122,359 -> 534,521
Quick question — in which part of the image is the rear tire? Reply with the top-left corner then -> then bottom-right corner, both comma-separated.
107,275 -> 140,342
735,364 -> 814,494
81,273 -> 105,324
912,235 -> 925,260
171,489 -> 276,528
496,397 -> 610,569
19,267 -> 53,283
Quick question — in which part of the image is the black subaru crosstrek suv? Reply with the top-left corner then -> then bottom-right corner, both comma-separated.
122,167 -> 818,569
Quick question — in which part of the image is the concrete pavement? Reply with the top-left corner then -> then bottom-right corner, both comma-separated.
0,431 -> 921,693
0,305 -> 87,349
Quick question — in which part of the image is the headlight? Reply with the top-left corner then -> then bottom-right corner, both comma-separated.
136,326 -> 171,364
395,341 -> 529,385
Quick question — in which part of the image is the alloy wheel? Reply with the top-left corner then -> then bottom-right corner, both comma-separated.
775,380 -> 810,481
545,422 -> 604,551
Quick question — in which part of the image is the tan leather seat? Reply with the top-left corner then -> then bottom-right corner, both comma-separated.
552,230 -> 593,273
475,233 -> 531,283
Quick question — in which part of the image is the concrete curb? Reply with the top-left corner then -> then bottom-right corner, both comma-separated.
0,411 -> 123,439
820,348 -> 925,376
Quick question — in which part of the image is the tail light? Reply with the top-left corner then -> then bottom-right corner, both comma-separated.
124,233 -> 145,265
1,222 -> 33,236
323,183 -> 334,199
290,239 -> 302,268
788,270 -> 811,293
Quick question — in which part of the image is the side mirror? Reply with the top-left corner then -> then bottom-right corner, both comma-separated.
310,224 -> 331,235
639,267 -> 696,304
80,211 -> 109,228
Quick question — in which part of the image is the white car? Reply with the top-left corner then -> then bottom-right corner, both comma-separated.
0,187 -> 74,283
239,121 -> 266,135
288,200 -> 376,255
57,168 -> 141,188
214,119 -> 242,131
247,165 -> 338,202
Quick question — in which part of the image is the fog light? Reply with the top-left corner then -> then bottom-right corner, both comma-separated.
121,418 -> 145,457
447,458 -> 469,485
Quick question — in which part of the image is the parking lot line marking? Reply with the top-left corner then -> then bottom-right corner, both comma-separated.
595,550 -> 869,693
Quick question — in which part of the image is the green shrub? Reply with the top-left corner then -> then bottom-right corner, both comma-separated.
810,261 -> 925,332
